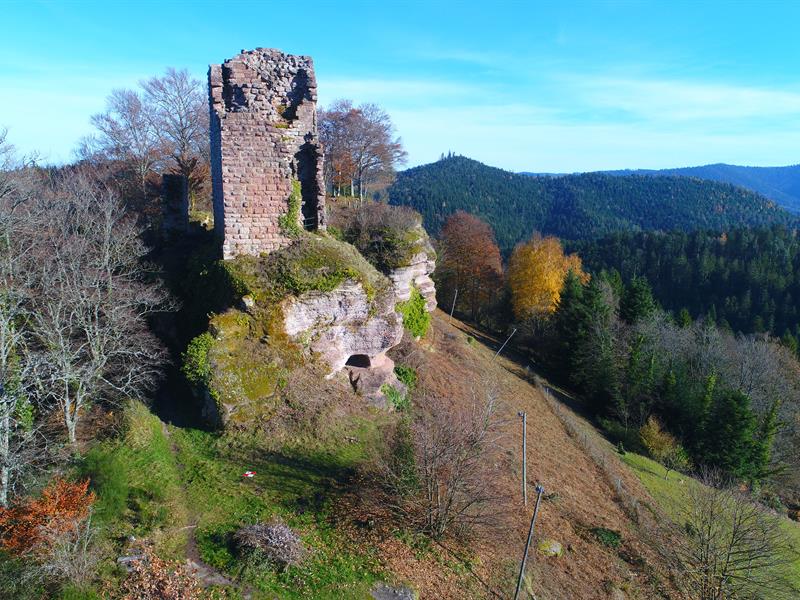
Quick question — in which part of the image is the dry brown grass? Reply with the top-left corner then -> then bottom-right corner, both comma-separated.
351,310 -> 681,599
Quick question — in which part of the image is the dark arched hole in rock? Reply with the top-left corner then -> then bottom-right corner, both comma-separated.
345,354 -> 371,368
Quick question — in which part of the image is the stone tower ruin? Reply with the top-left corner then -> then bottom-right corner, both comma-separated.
209,48 -> 326,259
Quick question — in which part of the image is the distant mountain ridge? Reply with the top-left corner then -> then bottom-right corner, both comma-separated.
389,156 -> 797,253
522,163 -> 800,213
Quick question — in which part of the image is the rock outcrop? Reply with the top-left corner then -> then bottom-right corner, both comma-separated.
194,47 -> 437,422
387,230 -> 437,311
282,276 -> 405,405
283,280 -> 403,374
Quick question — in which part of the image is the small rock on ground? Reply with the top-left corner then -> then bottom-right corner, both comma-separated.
371,583 -> 416,600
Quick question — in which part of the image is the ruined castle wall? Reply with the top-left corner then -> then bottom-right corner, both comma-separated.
209,48 -> 326,259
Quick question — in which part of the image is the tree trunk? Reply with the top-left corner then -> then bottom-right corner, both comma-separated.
0,408 -> 9,507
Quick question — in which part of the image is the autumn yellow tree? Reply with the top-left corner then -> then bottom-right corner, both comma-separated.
507,235 -> 588,320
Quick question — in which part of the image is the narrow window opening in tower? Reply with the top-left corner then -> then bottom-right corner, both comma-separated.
297,143 -> 320,231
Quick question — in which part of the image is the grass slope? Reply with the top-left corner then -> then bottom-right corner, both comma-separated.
82,312 -> 703,598
168,418 -> 388,599
622,452 -> 800,591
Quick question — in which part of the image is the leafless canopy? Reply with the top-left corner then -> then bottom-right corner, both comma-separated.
319,100 -> 407,200
382,387 -> 506,540
0,147 -> 170,480
671,469 -> 799,600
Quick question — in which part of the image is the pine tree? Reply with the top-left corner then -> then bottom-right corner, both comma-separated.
619,276 -> 656,324
780,329 -> 798,356
700,389 -> 757,478
567,279 -> 619,414
747,399 -> 781,486
552,269 -> 586,379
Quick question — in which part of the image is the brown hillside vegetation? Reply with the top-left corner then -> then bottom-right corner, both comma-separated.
356,310 -> 677,599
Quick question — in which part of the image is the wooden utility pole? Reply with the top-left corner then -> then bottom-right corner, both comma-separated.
514,485 -> 545,600
493,328 -> 517,360
449,288 -> 458,323
518,411 -> 528,506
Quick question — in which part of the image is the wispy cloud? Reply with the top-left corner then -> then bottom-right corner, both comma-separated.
390,100 -> 800,172
571,76 -> 800,122
319,76 -> 482,105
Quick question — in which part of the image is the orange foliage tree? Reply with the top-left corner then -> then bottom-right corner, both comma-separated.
436,211 -> 503,322
507,235 -> 588,320
0,478 -> 95,555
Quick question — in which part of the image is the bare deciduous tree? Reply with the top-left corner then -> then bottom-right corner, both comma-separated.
141,68 -> 210,206
36,511 -> 100,587
28,173 -> 168,445
673,469 -> 799,600
86,89 -> 162,198
383,388 -> 506,539
319,100 -> 407,200
0,138 -> 48,506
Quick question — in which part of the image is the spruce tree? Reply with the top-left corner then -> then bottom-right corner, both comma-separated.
619,276 -> 656,324
747,399 -> 781,486
700,389 -> 757,478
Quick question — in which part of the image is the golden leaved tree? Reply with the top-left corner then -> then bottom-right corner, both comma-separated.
507,235 -> 588,320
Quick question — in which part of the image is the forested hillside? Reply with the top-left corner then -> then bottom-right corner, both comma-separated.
390,155 -> 796,253
599,163 -> 800,213
571,225 -> 800,342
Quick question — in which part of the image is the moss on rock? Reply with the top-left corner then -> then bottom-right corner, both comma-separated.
396,287 -> 430,338
225,234 -> 389,307
182,234 -> 394,428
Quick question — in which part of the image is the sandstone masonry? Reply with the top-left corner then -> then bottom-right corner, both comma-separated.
209,48 -> 326,259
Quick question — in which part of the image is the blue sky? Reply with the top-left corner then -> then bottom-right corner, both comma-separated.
2,0 -> 799,171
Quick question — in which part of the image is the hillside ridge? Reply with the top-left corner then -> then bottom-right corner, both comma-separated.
523,163 -> 800,213
389,156 -> 796,253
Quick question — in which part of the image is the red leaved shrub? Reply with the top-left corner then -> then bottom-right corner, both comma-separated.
0,478 -> 95,555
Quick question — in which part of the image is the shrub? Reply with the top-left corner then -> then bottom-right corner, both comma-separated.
0,478 -> 95,555
590,526 -> 622,548
639,417 -> 690,478
397,288 -> 430,338
599,418 -> 645,454
0,554 -> 45,599
383,417 -> 418,498
181,332 -> 214,387
381,384 -> 409,412
382,390 -> 503,539
394,365 -> 418,390
329,201 -> 426,273
233,522 -> 305,571
277,179 -> 303,238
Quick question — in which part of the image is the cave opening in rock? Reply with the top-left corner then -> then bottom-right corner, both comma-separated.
345,354 -> 371,368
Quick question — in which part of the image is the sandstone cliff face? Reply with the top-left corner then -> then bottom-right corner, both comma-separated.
283,281 -> 402,372
282,279 -> 404,404
388,232 -> 437,312
186,230 -> 437,426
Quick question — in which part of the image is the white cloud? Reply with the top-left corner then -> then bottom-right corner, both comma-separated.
390,103 -> 800,172
318,76 -> 482,106
571,76 -> 800,122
